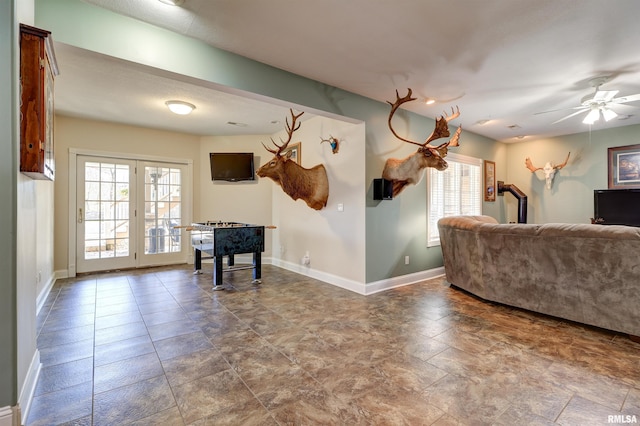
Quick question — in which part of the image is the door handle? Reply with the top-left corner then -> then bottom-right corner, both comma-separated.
78,207 -> 83,224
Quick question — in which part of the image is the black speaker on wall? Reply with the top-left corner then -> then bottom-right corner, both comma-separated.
373,178 -> 393,200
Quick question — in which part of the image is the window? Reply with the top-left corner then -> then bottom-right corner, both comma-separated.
427,153 -> 482,246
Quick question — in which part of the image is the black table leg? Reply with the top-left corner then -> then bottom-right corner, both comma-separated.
252,251 -> 262,283
213,255 -> 224,290
193,248 -> 202,274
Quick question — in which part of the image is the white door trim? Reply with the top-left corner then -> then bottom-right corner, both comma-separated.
68,148 -> 193,277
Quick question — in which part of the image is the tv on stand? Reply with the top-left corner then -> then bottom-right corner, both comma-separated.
593,189 -> 640,227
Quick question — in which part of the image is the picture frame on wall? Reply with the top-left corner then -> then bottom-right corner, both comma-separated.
283,142 -> 302,165
484,160 -> 496,201
608,144 -> 640,189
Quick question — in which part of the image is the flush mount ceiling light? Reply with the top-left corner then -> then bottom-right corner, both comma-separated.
165,100 -> 195,115
158,0 -> 185,5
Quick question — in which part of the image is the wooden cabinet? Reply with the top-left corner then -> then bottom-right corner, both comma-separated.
20,24 -> 59,180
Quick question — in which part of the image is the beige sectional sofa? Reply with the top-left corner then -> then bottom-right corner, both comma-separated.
438,215 -> 640,338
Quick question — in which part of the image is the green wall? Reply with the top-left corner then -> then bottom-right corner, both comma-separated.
0,0 -> 18,407
505,124 -> 640,224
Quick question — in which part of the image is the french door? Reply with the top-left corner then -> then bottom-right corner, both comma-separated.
75,155 -> 188,274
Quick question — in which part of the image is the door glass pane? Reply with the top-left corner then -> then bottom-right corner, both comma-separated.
115,238 -> 129,257
83,161 -> 130,260
85,162 -> 100,180
85,182 -> 99,199
144,165 -> 182,254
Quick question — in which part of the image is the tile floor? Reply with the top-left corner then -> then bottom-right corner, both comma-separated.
26,264 -> 640,425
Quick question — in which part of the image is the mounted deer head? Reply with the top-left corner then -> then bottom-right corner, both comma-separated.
381,88 -> 462,197
525,152 -> 570,189
256,109 -> 329,210
320,135 -> 340,154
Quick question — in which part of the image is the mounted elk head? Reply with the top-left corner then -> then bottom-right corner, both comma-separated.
381,88 -> 462,197
256,109 -> 329,210
525,152 -> 570,189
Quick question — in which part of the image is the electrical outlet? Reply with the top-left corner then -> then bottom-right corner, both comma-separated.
405,256 -> 410,265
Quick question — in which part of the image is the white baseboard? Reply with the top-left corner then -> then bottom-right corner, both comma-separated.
17,350 -> 41,425
55,269 -> 69,280
363,267 -> 445,295
270,259 -> 444,296
271,258 -> 367,294
36,274 -> 57,316
0,405 -> 18,426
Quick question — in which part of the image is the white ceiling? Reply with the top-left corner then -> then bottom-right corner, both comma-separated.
55,0 -> 640,142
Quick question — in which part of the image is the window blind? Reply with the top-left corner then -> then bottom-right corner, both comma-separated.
427,153 -> 482,246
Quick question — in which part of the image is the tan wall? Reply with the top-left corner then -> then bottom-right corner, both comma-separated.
198,134 -> 274,258
268,116 -> 366,284
54,115 -> 201,274
55,113 -> 366,285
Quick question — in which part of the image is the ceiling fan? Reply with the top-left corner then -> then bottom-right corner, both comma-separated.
538,76 -> 640,125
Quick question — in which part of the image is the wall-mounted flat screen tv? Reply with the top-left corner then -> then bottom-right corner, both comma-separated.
209,152 -> 255,182
593,189 -> 640,227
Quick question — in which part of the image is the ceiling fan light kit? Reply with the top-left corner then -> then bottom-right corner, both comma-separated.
601,108 -> 618,122
544,75 -> 640,125
582,108 -> 600,125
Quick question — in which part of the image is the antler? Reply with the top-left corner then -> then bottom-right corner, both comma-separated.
525,157 -> 542,173
320,135 -> 336,144
425,107 -> 460,148
554,152 -> 571,170
387,88 -> 460,149
526,152 -> 571,173
387,89 -> 422,146
262,109 -> 304,155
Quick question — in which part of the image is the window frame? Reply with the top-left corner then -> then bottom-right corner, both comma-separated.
426,152 -> 483,247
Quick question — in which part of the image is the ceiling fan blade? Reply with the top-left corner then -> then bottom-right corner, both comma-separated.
592,90 -> 618,102
534,106 -> 585,115
551,108 -> 589,124
610,93 -> 640,104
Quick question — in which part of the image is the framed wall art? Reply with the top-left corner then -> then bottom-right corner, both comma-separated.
484,160 -> 496,201
284,142 -> 302,165
608,144 -> 640,189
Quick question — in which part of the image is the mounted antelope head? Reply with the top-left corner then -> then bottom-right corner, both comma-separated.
381,88 -> 462,197
256,109 -> 329,210
525,152 -> 570,189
